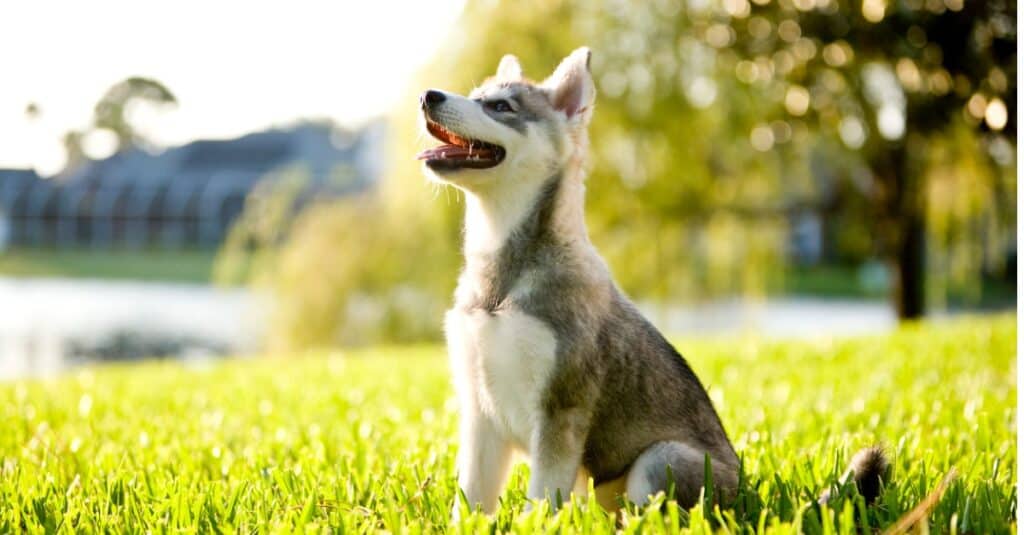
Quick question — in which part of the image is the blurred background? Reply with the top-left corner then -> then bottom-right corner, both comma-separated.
0,0 -> 1015,378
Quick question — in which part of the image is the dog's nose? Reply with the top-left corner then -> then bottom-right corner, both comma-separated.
421,89 -> 446,109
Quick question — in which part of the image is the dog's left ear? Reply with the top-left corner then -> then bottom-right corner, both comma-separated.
542,47 -> 595,123
496,54 -> 523,80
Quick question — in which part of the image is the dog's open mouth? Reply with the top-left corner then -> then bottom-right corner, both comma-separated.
417,117 -> 506,170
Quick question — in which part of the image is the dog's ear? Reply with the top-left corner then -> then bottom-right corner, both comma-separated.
542,47 -> 595,122
496,54 -> 523,80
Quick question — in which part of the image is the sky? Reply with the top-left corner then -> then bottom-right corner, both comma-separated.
0,1 -> 465,176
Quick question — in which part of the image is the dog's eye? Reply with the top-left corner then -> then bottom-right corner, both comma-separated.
486,100 -> 514,113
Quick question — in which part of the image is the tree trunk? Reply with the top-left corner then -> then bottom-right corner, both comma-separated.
893,211 -> 926,319
874,142 -> 926,321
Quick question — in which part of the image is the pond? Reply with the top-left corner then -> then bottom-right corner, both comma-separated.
0,276 -> 899,380
0,277 -> 265,380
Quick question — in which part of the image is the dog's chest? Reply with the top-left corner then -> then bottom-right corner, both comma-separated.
446,305 -> 558,448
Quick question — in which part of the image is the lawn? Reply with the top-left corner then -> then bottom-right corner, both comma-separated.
1,247 -> 1013,314
0,315 -> 1015,533
0,248 -> 217,284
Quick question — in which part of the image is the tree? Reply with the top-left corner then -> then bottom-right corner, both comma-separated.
53,77 -> 177,174
717,0 -> 1016,317
24,102 -> 40,119
61,130 -> 87,172
93,76 -> 177,153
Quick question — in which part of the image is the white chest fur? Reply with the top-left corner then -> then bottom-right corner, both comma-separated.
446,306 -> 558,449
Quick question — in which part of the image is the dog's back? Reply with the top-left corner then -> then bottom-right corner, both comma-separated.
583,293 -> 739,490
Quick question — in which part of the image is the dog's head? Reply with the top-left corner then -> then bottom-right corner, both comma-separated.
417,47 -> 595,192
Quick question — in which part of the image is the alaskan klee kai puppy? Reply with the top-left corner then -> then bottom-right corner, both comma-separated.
417,47 -> 887,516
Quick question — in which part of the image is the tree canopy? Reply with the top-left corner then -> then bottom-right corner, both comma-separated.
93,76 -> 178,153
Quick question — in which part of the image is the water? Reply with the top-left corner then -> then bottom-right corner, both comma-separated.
0,277 -> 266,380
638,297 -> 896,339
0,276 -> 899,380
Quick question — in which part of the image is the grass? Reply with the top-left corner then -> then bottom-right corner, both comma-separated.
0,314 -> 1015,533
0,247 -> 890,295
0,248 -> 217,284
781,265 -> 883,298
1,247 -> 1013,314
782,263 -> 1017,309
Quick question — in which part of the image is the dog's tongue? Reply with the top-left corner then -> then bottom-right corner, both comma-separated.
417,144 -> 497,161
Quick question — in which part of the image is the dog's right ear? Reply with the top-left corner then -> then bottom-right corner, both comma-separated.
542,47 -> 595,123
496,54 -> 523,80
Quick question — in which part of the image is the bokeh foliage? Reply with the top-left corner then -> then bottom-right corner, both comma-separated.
711,0 -> 1017,316
224,0 -> 1014,347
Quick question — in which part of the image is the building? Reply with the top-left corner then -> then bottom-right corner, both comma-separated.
0,121 -> 381,250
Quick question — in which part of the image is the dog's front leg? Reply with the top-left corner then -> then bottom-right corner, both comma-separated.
453,410 -> 513,518
526,411 -> 587,507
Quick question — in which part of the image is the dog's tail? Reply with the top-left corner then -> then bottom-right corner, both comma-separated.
819,446 -> 891,505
